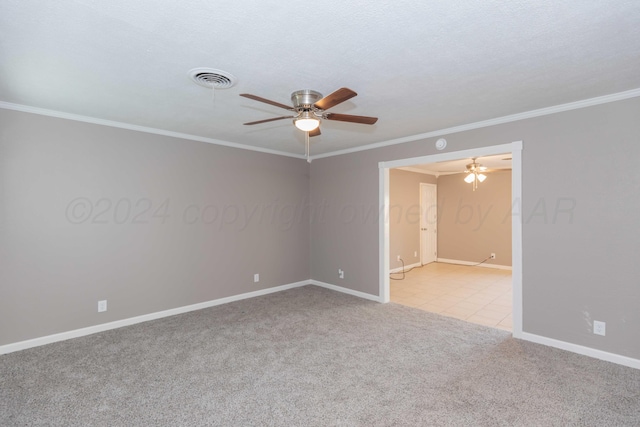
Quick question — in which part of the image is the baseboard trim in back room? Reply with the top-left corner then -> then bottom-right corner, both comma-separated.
389,262 -> 421,274
437,258 -> 512,270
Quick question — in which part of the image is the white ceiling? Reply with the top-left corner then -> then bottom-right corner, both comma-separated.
400,153 -> 512,176
1,1 -> 640,158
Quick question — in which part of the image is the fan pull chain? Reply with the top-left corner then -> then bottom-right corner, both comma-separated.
306,131 -> 311,163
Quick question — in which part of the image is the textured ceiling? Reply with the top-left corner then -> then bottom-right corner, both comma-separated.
1,0 -> 640,158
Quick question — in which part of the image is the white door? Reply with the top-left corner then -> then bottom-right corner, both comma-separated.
420,183 -> 438,265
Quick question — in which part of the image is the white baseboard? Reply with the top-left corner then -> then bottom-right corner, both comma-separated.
519,332 -> 640,370
6,279 -> 636,371
309,280 -> 382,303
0,280 -> 309,355
389,262 -> 421,274
437,258 -> 512,271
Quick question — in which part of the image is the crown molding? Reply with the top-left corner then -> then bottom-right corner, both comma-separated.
396,166 -> 439,176
0,101 -> 305,160
311,87 -> 640,160
3,87 -> 639,162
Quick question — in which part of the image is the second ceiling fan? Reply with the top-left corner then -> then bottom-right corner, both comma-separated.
464,158 -> 491,191
240,87 -> 378,136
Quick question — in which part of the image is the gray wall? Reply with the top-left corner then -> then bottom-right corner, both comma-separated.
3,96 -> 640,362
0,109 -> 310,346
389,169 -> 436,268
437,170 -> 512,266
310,96 -> 640,360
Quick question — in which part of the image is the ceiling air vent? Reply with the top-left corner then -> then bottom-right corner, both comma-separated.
188,68 -> 237,89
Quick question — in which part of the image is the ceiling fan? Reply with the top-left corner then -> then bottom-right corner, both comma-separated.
464,158 -> 490,191
239,87 -> 378,137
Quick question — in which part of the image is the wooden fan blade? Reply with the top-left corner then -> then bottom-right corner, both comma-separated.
240,93 -> 293,110
314,87 -> 357,110
243,116 -> 294,125
309,127 -> 321,137
324,113 -> 378,125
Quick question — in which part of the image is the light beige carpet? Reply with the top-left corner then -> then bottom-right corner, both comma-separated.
1,285 -> 639,426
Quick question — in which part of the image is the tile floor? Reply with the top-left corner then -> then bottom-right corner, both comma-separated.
390,262 -> 512,331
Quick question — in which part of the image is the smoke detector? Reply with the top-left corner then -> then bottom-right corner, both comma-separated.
435,138 -> 447,150
188,68 -> 237,89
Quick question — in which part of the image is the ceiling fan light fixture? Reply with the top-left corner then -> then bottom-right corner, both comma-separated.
294,112 -> 320,132
463,159 -> 488,190
294,118 -> 320,131
240,87 -> 377,141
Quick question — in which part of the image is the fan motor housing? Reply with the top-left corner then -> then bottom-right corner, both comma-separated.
291,90 -> 323,109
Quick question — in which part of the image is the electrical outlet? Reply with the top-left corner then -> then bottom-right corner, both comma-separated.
594,320 -> 606,336
414,251 -> 417,257
98,300 -> 107,313
338,269 -> 344,279
254,274 -> 259,283
397,255 -> 401,262
490,253 -> 496,259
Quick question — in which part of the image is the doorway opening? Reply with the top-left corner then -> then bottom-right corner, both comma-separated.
379,141 -> 523,337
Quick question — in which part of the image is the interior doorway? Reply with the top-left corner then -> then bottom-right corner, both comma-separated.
379,141 -> 523,337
